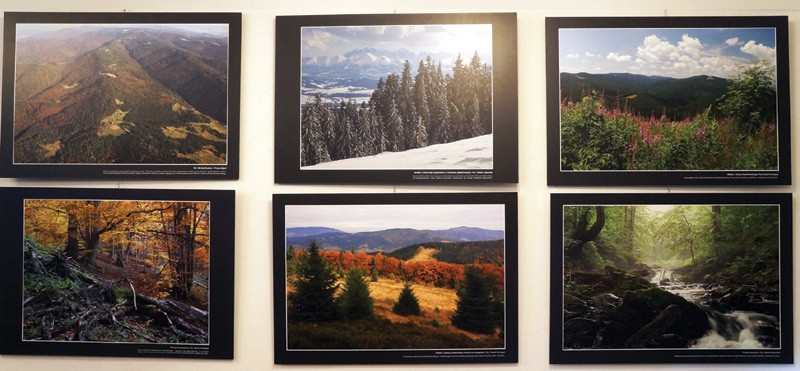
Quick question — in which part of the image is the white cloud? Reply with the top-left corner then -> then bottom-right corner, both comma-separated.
741,40 -> 776,62
566,53 -> 579,59
633,33 -> 766,78
585,51 -> 595,57
607,52 -> 632,62
677,34 -> 702,58
302,29 -> 335,53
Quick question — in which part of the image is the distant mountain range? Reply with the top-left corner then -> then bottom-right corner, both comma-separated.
13,26 -> 229,164
286,226 -> 504,253
560,72 -> 730,119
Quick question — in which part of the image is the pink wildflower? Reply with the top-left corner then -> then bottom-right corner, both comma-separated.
767,123 -> 776,133
695,127 -> 706,139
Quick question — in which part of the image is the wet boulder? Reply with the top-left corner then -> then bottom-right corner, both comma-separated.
592,292 -> 621,312
722,286 -> 751,308
594,287 -> 711,348
563,317 -> 598,349
623,287 -> 711,341
564,293 -> 588,319
709,286 -> 733,299
601,266 -> 652,296
649,333 -> 687,348
624,304 -> 682,348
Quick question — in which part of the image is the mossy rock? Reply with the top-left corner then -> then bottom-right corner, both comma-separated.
621,287 -> 711,341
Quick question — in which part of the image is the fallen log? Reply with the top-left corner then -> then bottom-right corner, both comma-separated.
135,293 -> 209,326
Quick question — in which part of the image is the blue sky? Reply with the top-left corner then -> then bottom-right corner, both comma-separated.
16,23 -> 229,40
559,27 -> 776,78
302,24 -> 492,59
285,204 -> 505,233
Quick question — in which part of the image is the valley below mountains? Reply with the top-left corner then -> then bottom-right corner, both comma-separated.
13,26 -> 229,164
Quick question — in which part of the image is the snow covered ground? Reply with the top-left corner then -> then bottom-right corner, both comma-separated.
302,134 -> 493,170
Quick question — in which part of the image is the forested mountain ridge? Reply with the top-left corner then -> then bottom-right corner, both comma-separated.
286,226 -> 504,253
13,26 -> 229,164
560,72 -> 730,119
286,226 -> 346,237
387,239 -> 504,265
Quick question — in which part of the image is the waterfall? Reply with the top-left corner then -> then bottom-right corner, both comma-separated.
652,266 -> 779,349
692,311 -> 776,348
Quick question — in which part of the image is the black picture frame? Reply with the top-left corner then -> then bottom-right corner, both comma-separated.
1,12 -> 241,179
546,16 -> 790,185
550,193 -> 792,364
275,13 -> 518,184
273,192 -> 518,364
0,187 -> 235,359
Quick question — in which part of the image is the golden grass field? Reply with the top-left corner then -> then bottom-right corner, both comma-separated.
286,275 -> 503,348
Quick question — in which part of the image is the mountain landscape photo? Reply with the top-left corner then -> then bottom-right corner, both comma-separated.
12,23 -> 229,164
299,24 -> 494,170
559,27 -> 779,171
284,203 -> 506,349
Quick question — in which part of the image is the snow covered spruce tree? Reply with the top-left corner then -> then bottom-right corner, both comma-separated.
300,94 -> 331,166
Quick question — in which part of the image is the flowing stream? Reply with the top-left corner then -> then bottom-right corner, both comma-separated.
650,267 -> 777,349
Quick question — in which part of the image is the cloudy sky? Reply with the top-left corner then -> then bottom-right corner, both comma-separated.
285,204 -> 505,233
16,23 -> 229,40
301,24 -> 492,59
559,27 -> 776,78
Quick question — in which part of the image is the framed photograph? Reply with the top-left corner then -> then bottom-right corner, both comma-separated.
546,17 -> 790,185
275,13 -> 518,184
1,12 -> 241,179
273,193 -> 518,363
550,193 -> 792,364
0,187 -> 234,359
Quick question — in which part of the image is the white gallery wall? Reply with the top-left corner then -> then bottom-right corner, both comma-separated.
0,0 -> 798,370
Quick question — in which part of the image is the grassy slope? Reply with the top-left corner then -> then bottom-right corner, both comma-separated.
286,277 -> 503,349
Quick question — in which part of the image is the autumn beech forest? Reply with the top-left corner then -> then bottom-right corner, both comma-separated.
22,199 -> 211,344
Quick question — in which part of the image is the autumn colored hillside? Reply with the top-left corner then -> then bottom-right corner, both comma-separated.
13,26 -> 229,164
285,241 -> 505,350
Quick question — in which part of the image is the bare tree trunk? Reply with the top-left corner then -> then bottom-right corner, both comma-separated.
711,205 -> 722,259
627,206 -> 636,251
171,203 -> 196,300
64,213 -> 80,259
83,231 -> 100,268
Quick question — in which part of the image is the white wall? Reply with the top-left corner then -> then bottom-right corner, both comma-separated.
0,1 -> 798,370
